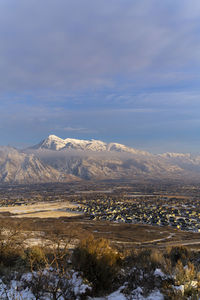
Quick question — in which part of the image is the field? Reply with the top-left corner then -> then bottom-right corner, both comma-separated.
0,214 -> 200,251
0,201 -> 82,218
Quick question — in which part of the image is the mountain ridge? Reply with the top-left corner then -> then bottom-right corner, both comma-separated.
0,135 -> 199,184
0,147 -> 79,184
25,135 -> 199,181
30,134 -> 150,156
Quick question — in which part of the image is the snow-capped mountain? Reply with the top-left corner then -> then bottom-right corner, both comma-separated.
0,136 -> 200,184
31,134 -> 149,155
26,135 -> 195,181
31,135 -> 107,151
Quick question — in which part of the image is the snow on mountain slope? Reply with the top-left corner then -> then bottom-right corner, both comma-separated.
159,151 -> 200,174
31,135 -> 149,155
29,148 -> 185,181
160,152 -> 191,159
0,147 -> 78,184
107,142 -> 149,155
32,135 -> 67,150
63,138 -> 107,151
24,135 -> 200,182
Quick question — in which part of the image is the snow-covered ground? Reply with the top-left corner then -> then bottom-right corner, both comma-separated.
0,277 -> 165,300
0,266 -> 198,299
0,267 -> 166,300
0,268 -> 167,300
89,288 -> 164,300
0,270 -> 91,300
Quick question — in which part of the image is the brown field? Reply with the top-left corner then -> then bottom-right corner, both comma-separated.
13,211 -> 81,218
0,201 -> 82,218
0,214 -> 200,251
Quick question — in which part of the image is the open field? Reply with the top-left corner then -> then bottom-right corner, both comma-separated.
13,211 -> 82,218
1,214 -> 200,251
0,201 -> 83,218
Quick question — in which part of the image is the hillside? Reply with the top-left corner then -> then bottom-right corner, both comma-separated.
0,147 -> 78,184
26,135 -> 200,181
0,135 -> 199,184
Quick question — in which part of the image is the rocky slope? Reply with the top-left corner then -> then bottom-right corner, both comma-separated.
0,147 -> 78,184
1,135 -> 200,184
27,135 -> 197,181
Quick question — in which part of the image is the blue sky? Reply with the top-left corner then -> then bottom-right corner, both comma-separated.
1,0 -> 200,153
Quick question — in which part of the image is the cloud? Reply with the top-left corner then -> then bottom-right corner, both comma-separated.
58,126 -> 97,134
0,1 -> 200,152
0,0 -> 200,93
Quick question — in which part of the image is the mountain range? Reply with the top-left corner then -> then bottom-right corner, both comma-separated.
0,135 -> 200,184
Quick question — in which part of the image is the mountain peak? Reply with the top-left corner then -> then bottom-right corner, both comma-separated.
47,134 -> 61,140
19,136 -> 200,182
31,135 -> 148,154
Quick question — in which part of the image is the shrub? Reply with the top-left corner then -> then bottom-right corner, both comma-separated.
22,269 -> 77,300
175,260 -> 186,286
72,235 -> 120,294
125,248 -> 165,273
26,246 -> 46,270
168,246 -> 190,266
123,248 -> 169,297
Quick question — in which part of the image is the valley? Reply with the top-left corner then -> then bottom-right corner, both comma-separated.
0,179 -> 200,299
0,180 -> 200,251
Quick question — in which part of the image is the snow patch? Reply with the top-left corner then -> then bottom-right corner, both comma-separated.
154,268 -> 165,278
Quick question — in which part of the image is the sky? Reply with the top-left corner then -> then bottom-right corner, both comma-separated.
1,0 -> 200,153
